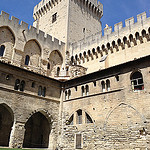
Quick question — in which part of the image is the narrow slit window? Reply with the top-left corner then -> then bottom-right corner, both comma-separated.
25,55 -> 30,65
52,13 -> 57,23
76,134 -> 82,149
77,110 -> 82,124
14,79 -> 20,90
0,45 -> 5,57
20,80 -> 25,91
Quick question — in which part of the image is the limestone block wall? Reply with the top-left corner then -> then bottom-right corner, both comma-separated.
33,0 -> 103,44
62,56 -> 150,149
0,62 -> 62,149
70,12 -> 150,75
0,11 -> 65,78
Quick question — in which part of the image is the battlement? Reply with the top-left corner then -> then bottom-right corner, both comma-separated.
0,11 -> 64,46
33,0 -> 103,20
70,11 -> 150,54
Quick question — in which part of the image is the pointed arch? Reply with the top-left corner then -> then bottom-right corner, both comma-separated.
0,103 -> 14,147
23,111 -> 51,148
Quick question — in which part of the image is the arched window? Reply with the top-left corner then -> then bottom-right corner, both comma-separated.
85,85 -> 89,96
135,32 -> 140,40
129,34 -> 133,42
20,80 -> 25,91
0,45 -> 5,57
42,87 -> 46,97
65,91 -> 68,100
123,36 -> 127,44
86,113 -> 93,123
106,80 -> 110,91
77,110 -> 82,124
38,86 -> 42,96
57,67 -> 60,76
117,39 -> 121,46
112,41 -> 116,48
131,72 -> 144,91
25,55 -> 30,65
68,90 -> 71,99
14,79 -> 20,90
101,81 -> 105,92
142,29 -> 146,37
31,82 -> 35,88
67,114 -> 74,125
81,86 -> 85,96
47,63 -> 50,70
107,43 -> 110,50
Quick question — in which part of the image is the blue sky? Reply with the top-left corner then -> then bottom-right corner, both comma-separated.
0,0 -> 149,31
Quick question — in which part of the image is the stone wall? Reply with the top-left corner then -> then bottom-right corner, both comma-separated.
62,56 -> 150,149
0,62 -> 61,149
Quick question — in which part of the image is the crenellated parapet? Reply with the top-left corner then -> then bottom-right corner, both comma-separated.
70,11 -> 150,67
0,11 -> 64,47
0,11 -> 65,79
33,0 -> 103,21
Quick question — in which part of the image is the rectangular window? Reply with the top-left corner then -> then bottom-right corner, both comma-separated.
52,13 -> 57,23
76,134 -> 82,149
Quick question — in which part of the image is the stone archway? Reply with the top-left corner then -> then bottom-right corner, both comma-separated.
0,104 -> 14,147
23,112 -> 51,148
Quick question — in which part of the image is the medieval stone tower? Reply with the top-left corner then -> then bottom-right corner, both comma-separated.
33,0 -> 103,44
0,0 -> 150,149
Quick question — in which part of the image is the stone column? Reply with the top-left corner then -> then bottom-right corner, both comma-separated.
9,121 -> 25,148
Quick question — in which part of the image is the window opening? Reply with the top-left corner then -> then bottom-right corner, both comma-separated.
76,134 -> 82,149
101,81 -> 105,92
77,110 -> 82,124
131,72 -> 144,91
31,82 -> 35,88
0,45 -> 5,57
25,55 -> 30,65
106,80 -> 110,91
68,90 -> 71,99
67,115 -> 74,125
47,63 -> 50,70
85,85 -> 89,96
14,79 -> 20,90
20,80 -> 25,91
52,13 -> 57,23
57,67 -> 60,76
42,87 -> 46,97
81,86 -> 85,96
38,86 -> 42,96
86,113 -> 93,123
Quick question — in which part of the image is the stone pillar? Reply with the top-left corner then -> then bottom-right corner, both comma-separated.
9,121 -> 25,148
48,128 -> 57,150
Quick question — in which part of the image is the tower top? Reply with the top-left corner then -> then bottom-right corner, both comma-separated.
33,0 -> 103,21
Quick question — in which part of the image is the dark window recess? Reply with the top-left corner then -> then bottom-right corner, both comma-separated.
52,13 -> 57,23
115,75 -> 119,81
76,134 -> 82,149
31,82 -> 35,88
131,72 -> 144,91
42,87 -> 46,97
20,80 -> 25,91
67,115 -> 74,125
0,45 -> 5,57
25,55 -> 30,65
14,79 -> 20,90
47,63 -> 50,69
38,86 -> 46,97
77,110 -> 82,124
93,81 -> 96,87
38,86 -> 42,96
86,113 -> 93,124
75,86 -> 78,91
